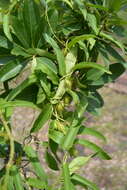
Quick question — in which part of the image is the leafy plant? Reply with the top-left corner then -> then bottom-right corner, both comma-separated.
0,0 -> 127,189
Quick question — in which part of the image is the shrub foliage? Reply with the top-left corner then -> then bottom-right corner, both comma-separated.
0,0 -> 127,189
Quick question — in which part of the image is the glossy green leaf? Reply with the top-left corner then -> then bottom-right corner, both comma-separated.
24,145 -> 48,184
6,75 -> 37,101
71,174 -> 99,190
44,34 -> 66,76
27,178 -> 46,189
0,59 -> 25,82
31,103 -> 53,133
69,156 -> 91,175
78,127 -> 106,142
76,139 -> 111,160
36,57 -> 59,85
73,62 -> 111,74
45,150 -> 59,170
68,34 -> 96,49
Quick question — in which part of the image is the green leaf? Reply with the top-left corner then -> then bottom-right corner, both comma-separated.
24,145 -> 48,185
69,156 -> 91,175
49,129 -> 64,144
26,178 -> 46,189
3,14 -> 12,42
105,45 -> 125,62
104,0 -> 121,12
11,16 -> 30,48
23,0 -> 41,47
71,174 -> 99,190
65,47 -> 77,74
76,139 -> 111,160
67,90 -> 79,105
89,63 -> 125,86
86,68 -> 104,81
61,124 -> 81,150
62,163 -> 73,190
78,127 -> 106,142
45,150 -> 59,171
0,35 -> 12,49
39,74 -> 51,97
0,99 -> 39,110
44,34 -> 66,76
31,104 -> 53,133
11,45 -> 31,58
87,13 -> 99,35
73,62 -> 111,74
10,166 -> 24,190
36,57 -> 59,85
6,75 -> 37,101
86,91 -> 104,115
68,34 -> 96,49
0,59 -> 25,82
26,48 -> 56,60
100,32 -> 124,52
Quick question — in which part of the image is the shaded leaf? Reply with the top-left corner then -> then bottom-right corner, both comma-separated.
31,104 -> 52,133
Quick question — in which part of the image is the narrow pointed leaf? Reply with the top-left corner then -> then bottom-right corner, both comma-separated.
24,145 -> 48,184
78,127 -> 106,142
44,34 -> 66,76
76,139 -> 111,160
73,62 -> 111,74
71,174 -> 99,190
31,104 -> 53,133
0,59 -> 25,82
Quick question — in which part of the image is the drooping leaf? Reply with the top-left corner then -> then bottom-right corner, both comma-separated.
24,145 -> 48,185
76,139 -> 111,160
31,103 -> 53,133
78,126 -> 106,142
71,174 -> 99,190
68,34 -> 96,49
73,62 -> 111,74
